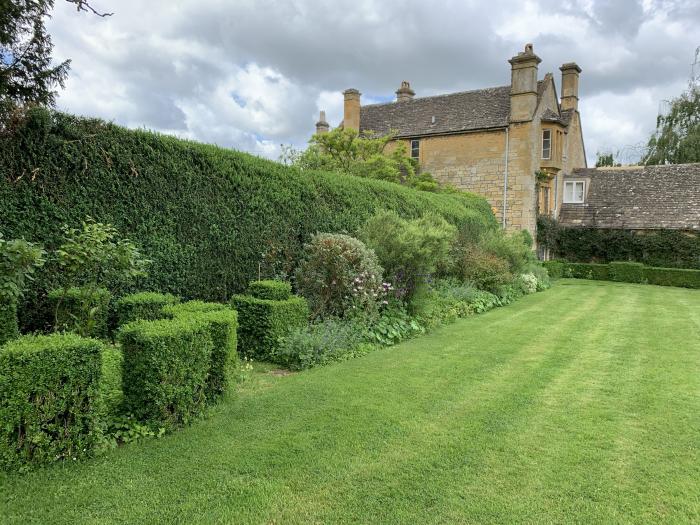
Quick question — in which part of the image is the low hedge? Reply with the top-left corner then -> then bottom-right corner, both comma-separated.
565,262 -> 611,281
643,267 -> 700,289
118,317 -> 212,428
0,301 -> 19,346
113,292 -> 180,327
246,280 -> 292,301
541,261 -> 564,279
609,261 -> 645,284
164,301 -> 237,401
232,291 -> 309,360
0,333 -> 102,470
47,287 -> 111,338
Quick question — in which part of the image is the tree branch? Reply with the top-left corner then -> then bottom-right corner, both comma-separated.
65,0 -> 113,17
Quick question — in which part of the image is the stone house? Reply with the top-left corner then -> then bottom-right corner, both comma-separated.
315,44 -> 587,238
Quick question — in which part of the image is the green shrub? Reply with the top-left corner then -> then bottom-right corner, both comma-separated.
1,109 -> 496,332
0,301 -> 19,346
0,333 -> 102,470
517,273 -> 539,294
273,319 -> 371,370
98,345 -> 124,422
114,291 -> 180,326
542,260 -> 564,279
361,211 -> 456,300
246,280 -> 291,301
231,292 -> 309,360
164,301 -> 238,401
364,305 -> 424,346
609,261 -> 645,283
47,287 -> 112,338
455,247 -> 513,292
564,263 -> 611,280
642,267 -> 700,289
480,230 -> 534,274
118,317 -> 212,428
295,234 -> 384,319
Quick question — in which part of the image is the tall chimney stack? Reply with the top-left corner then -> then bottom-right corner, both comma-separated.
343,88 -> 361,131
508,43 -> 541,122
315,110 -> 329,134
560,63 -> 582,111
395,81 -> 415,102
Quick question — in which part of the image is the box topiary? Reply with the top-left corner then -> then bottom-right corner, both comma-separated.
114,291 -> 180,327
0,333 -> 103,470
231,289 -> 309,360
118,317 -> 212,429
47,287 -> 111,339
246,280 -> 292,301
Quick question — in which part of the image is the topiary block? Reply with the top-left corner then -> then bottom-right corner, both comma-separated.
114,291 -> 180,327
246,280 -> 292,301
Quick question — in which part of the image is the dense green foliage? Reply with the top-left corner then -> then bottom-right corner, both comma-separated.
246,280 -> 292,301
231,292 -> 309,360
643,84 -> 700,165
164,301 -> 238,401
295,233 -> 384,319
537,216 -> 700,269
118,317 -> 212,429
0,333 -> 102,470
4,282 -> 699,523
0,109 -> 496,329
114,291 -> 180,326
544,260 -> 700,288
0,301 -> 19,345
47,286 -> 111,338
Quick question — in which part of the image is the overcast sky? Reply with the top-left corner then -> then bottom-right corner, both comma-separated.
48,0 -> 700,166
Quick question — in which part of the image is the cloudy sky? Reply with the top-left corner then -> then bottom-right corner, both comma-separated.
48,0 -> 700,165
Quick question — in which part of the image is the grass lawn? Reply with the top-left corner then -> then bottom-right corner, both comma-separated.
2,280 -> 699,523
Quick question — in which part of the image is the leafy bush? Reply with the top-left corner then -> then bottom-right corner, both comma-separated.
295,233 -> 384,319
609,261 -> 645,284
542,260 -> 564,279
480,230 -> 534,275
246,280 -> 291,301
517,273 -> 539,294
164,301 -> 238,401
1,109 -> 496,331
563,263 -> 611,280
364,306 -> 424,346
273,318 -> 371,370
231,291 -> 309,360
114,291 -> 180,327
361,211 -> 456,300
47,286 -> 111,339
98,345 -> 124,422
643,266 -> 700,289
455,247 -> 513,292
118,317 -> 212,429
0,234 -> 45,344
0,333 -> 102,470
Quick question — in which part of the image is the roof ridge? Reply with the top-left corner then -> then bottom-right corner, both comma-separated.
360,84 -> 512,109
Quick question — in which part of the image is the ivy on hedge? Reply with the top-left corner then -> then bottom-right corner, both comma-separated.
0,333 -> 103,470
537,216 -> 700,269
1,108 -> 497,330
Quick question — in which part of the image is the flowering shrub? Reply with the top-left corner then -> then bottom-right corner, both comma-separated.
518,273 -> 539,294
295,233 -> 384,319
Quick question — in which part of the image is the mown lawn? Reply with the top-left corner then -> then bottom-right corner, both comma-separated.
2,280 -> 699,524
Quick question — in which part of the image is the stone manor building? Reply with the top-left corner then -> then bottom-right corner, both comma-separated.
315,44 -> 587,238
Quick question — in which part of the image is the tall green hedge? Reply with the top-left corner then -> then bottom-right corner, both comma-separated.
0,333 -> 102,470
0,301 -> 19,346
0,109 -> 497,330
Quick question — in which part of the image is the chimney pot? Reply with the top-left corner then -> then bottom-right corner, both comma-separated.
395,80 -> 415,102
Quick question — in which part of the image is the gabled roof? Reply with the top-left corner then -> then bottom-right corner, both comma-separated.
558,164 -> 700,230
359,85 -> 512,138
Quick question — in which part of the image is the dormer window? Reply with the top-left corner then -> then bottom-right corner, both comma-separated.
564,181 -> 585,203
411,139 -> 420,159
542,129 -> 551,159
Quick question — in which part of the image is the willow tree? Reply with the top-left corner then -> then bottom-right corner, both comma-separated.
644,85 -> 700,165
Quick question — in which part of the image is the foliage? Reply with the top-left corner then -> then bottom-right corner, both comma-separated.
454,246 -> 513,292
542,260 -> 564,279
114,291 -> 179,327
118,317 -> 212,429
246,280 -> 291,301
0,233 -> 45,303
0,333 -> 102,470
295,233 -> 384,319
0,301 -> 19,345
562,262 -> 611,280
595,152 -> 620,167
517,273 -> 539,294
231,291 -> 309,360
273,318 -> 372,370
364,305 -> 423,346
609,261 -> 645,284
361,211 -> 457,301
47,286 -> 111,338
536,216 -> 700,269
480,229 -> 534,275
643,266 -> 700,289
0,109 -> 496,331
644,84 -> 700,165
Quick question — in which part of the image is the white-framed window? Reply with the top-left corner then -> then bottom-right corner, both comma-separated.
542,129 -> 551,159
411,139 -> 420,159
563,181 -> 585,203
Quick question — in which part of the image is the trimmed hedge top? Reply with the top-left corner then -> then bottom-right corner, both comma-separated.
246,280 -> 292,301
1,109 -> 497,329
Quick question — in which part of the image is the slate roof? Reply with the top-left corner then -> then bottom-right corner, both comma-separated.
359,83 -> 522,138
558,164 -> 700,230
